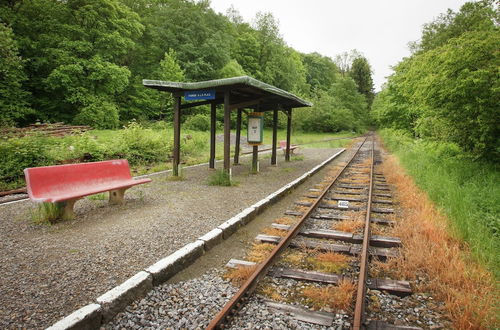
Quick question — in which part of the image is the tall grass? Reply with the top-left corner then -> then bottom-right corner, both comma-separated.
372,148 -> 497,328
379,129 -> 499,279
207,169 -> 235,186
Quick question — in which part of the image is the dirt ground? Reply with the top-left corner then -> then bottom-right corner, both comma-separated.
0,147 -> 344,328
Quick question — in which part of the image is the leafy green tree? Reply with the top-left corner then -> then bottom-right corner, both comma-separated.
302,52 -> 338,93
417,0 -> 498,52
253,11 -> 283,82
219,59 -> 246,78
350,57 -> 374,108
233,30 -> 261,75
330,76 -> 368,126
298,90 -> 356,132
375,0 -> 499,160
3,0 -> 143,126
295,76 -> 367,133
0,0 -> 374,133
157,50 -> 185,82
267,47 -> 309,95
0,23 -> 32,126
411,31 -> 499,158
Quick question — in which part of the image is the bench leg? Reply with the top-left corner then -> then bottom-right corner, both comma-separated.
55,199 -> 78,220
109,188 -> 127,205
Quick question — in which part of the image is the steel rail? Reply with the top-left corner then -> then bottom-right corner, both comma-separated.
353,136 -> 375,329
206,136 -> 369,330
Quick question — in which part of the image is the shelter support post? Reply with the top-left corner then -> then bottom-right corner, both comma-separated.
234,109 -> 242,165
271,109 -> 278,165
173,96 -> 181,176
252,145 -> 259,173
209,102 -> 216,169
286,108 -> 292,162
223,91 -> 231,176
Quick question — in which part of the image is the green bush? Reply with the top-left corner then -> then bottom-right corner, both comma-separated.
0,123 -> 173,190
74,100 -> 120,129
183,114 -> 211,131
0,136 -> 54,189
118,121 -> 172,164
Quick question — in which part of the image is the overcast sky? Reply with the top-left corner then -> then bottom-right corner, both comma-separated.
209,0 -> 469,91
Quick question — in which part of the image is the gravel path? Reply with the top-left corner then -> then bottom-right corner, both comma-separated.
0,148 -> 339,329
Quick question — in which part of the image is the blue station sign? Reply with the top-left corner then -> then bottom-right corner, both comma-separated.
184,90 -> 216,100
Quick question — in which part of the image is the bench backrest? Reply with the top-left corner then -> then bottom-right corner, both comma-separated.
24,160 -> 133,200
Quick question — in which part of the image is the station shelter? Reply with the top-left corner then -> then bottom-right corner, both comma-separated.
143,76 -> 312,177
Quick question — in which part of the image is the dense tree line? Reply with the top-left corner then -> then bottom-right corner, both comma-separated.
372,0 -> 499,160
0,0 -> 373,133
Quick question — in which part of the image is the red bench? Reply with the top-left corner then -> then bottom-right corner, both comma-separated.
279,140 -> 298,154
24,159 -> 151,220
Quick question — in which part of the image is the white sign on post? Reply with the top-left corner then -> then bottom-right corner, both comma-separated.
338,200 -> 349,209
247,112 -> 263,144
248,117 -> 261,142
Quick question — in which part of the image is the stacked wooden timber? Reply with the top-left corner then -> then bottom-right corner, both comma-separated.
1,123 -> 92,138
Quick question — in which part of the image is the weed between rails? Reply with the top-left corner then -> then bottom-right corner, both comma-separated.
308,252 -> 351,273
259,284 -> 285,301
282,251 -> 306,267
333,210 -> 365,233
302,279 -> 356,311
371,154 -> 498,328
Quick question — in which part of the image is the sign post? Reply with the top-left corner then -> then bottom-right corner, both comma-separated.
248,112 -> 263,173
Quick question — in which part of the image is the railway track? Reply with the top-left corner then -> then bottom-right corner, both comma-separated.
208,136 -> 414,329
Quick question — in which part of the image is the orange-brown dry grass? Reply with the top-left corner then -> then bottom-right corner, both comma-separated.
333,210 -> 365,232
302,279 -> 356,311
262,227 -> 288,237
274,217 -> 295,225
247,243 -> 275,263
373,154 -> 498,328
323,164 -> 346,182
333,219 -> 365,233
224,265 -> 257,286
351,159 -> 371,173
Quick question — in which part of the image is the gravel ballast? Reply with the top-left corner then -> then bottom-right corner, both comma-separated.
0,148 -> 340,328
104,269 -> 237,329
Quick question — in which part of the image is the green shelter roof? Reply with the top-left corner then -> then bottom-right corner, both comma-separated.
143,76 -> 312,111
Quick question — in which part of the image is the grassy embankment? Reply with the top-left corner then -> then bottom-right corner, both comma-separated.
378,129 -> 499,280
0,122 -> 356,191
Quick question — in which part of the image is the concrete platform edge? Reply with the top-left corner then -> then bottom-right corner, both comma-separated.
45,303 -> 102,330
